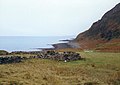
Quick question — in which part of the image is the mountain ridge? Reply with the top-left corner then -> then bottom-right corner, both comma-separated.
74,3 -> 120,51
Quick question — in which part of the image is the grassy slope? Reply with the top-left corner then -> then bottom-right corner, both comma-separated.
95,42 -> 120,52
0,52 -> 120,85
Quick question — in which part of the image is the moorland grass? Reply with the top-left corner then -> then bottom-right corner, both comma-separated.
0,52 -> 120,85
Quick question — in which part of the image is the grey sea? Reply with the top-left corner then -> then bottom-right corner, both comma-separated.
0,36 -> 75,52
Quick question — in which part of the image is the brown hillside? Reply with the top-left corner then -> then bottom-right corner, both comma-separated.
74,3 -> 120,52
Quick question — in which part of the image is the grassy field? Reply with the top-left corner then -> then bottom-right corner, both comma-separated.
0,52 -> 120,85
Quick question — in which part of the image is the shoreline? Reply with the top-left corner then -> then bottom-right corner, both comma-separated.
37,41 -> 80,51
0,36 -> 76,52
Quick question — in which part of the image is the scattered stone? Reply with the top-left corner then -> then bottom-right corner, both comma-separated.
36,51 -> 82,61
0,51 -> 82,64
0,56 -> 22,64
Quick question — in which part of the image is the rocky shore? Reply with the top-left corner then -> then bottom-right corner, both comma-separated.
40,41 -> 80,51
52,41 -> 80,49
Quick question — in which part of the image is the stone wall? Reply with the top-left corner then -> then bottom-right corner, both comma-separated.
0,51 -> 82,64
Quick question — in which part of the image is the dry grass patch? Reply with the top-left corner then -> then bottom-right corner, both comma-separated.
0,52 -> 120,85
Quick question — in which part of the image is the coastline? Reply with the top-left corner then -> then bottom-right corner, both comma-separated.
52,42 -> 80,49
0,36 -> 75,52
38,41 -> 80,51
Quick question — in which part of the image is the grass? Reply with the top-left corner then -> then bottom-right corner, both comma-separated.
0,52 -> 120,85
95,42 -> 120,52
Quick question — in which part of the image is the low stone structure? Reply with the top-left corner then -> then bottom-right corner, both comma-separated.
0,51 -> 82,64
0,56 -> 22,64
35,51 -> 82,61
20,51 -> 82,61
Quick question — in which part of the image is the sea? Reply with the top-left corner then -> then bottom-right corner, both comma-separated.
0,36 -> 75,52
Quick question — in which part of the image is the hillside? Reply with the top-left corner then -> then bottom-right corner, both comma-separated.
74,3 -> 120,52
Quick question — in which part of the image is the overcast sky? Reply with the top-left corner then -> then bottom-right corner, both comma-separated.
0,0 -> 120,36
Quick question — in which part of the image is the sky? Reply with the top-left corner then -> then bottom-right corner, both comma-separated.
0,0 -> 120,36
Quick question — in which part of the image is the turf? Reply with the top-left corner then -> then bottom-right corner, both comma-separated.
0,52 -> 120,85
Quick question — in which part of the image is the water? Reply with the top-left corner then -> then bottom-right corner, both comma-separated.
0,36 -> 75,52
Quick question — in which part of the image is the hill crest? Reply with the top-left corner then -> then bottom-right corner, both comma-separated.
74,3 -> 120,51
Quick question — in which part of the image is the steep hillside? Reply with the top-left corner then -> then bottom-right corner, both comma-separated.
74,3 -> 120,52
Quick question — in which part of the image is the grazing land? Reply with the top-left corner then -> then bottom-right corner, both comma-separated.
0,52 -> 120,85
